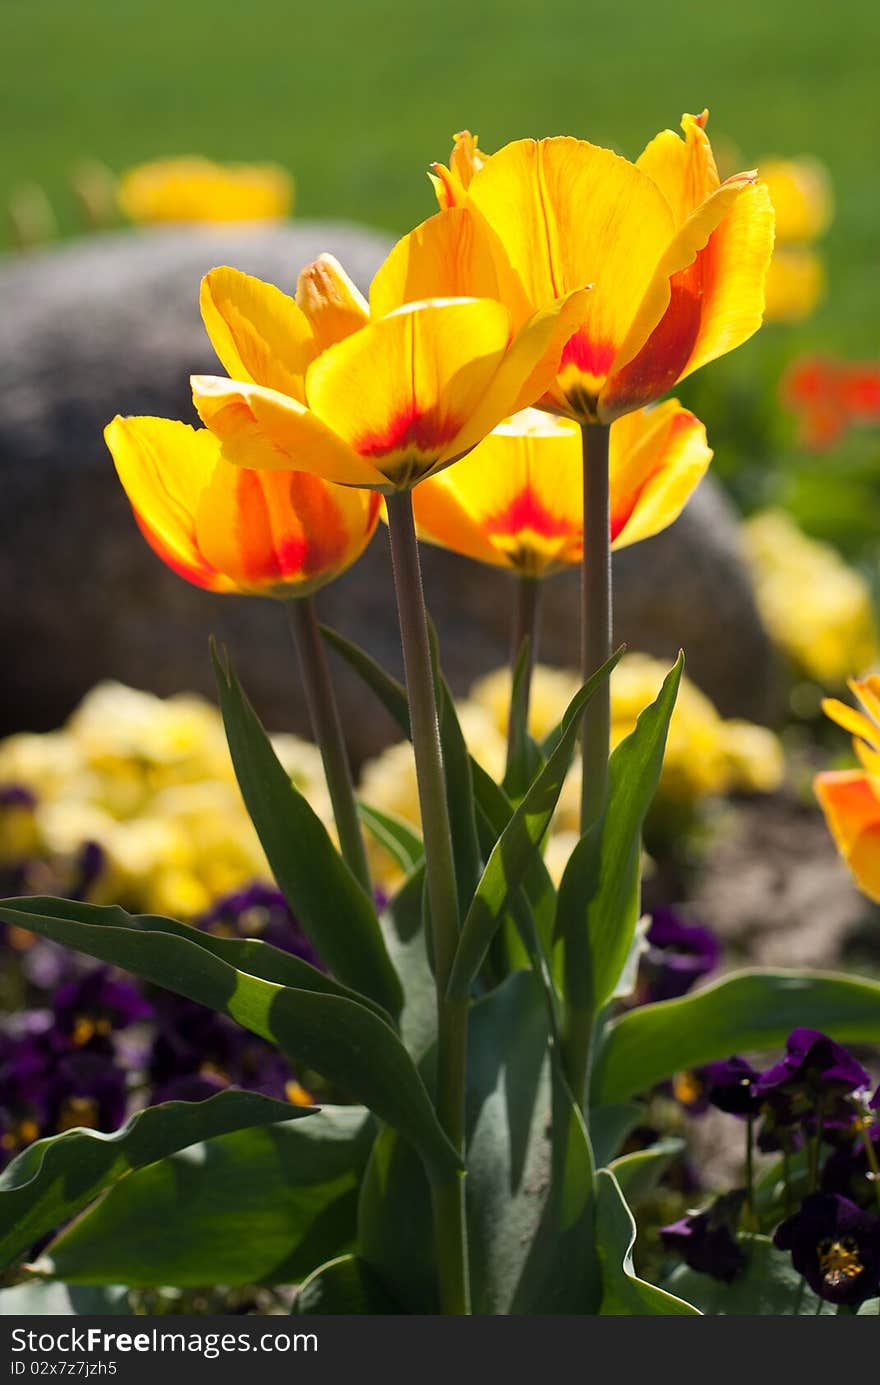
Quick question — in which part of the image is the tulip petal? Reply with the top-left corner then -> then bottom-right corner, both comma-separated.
636,112 -> 719,226
440,287 -> 592,464
104,416 -> 232,591
200,266 -> 315,400
191,375 -> 388,488
296,253 -> 370,351
194,464 -> 379,596
466,138 -> 675,409
412,409 -> 583,575
822,697 -> 880,751
370,205 -> 532,327
609,401 -> 712,548
305,298 -> 512,489
815,770 -> 880,902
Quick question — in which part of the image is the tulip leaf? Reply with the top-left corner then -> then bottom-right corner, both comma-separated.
0,1283 -> 130,1316
0,1089 -> 310,1271
447,658 -> 620,1001
664,1235 -> 846,1315
358,801 -> 423,875
558,654 -> 683,1015
294,1253 -> 403,1314
40,1108 -> 374,1287
589,1102 -> 647,1168
596,1170 -> 700,1314
471,760 -> 557,951
380,867 -> 436,1063
357,1123 -> 438,1312
503,635 -> 545,800
0,897 -> 460,1181
211,644 -> 403,1019
425,616 -> 483,915
320,625 -> 410,737
608,1137 -> 684,1204
592,968 -> 880,1106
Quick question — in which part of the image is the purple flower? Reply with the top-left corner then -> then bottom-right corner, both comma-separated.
822,1126 -> 880,1209
51,968 -> 153,1052
0,785 -> 37,811
148,994 -> 292,1104
774,1194 -> 880,1306
661,1191 -> 747,1282
702,1056 -> 761,1118
754,1030 -> 870,1107
49,1051 -> 128,1135
637,908 -> 720,1004
197,884 -> 323,969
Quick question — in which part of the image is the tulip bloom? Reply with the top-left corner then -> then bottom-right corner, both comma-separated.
425,113 -> 774,423
410,399 -> 711,576
191,259 -> 590,494
815,678 -> 880,902
104,416 -> 380,598
118,157 -> 293,224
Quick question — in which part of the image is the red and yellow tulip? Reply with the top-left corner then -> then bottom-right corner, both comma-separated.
815,678 -> 880,902
190,254 -> 590,494
104,416 -> 380,599
419,113 -> 774,423
410,399 -> 711,576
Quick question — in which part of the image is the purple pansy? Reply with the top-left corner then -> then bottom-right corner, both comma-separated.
637,907 -> 721,1004
774,1193 -> 880,1306
660,1191 -> 747,1282
196,883 -> 323,969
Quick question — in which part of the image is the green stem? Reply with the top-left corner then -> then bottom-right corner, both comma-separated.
287,596 -> 372,896
858,1120 -> 880,1214
744,1114 -> 757,1231
782,1146 -> 793,1217
505,575 -> 541,778
385,490 -> 470,1316
562,422 -> 612,1108
807,1092 -> 826,1194
578,421 -> 612,836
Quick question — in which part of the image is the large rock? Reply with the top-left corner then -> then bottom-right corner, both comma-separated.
0,225 -> 778,760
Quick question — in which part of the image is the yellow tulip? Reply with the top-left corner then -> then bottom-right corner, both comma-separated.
410,399 -> 711,576
816,678 -> 880,902
105,416 -> 381,599
419,112 -> 774,423
118,156 -> 292,224
190,255 -> 590,493
761,157 -> 833,244
763,245 -> 825,324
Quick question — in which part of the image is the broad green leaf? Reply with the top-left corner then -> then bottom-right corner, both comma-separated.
503,635 -> 545,800
664,1235 -> 856,1315
0,1089 -> 306,1270
380,867 -> 436,1063
294,1254 -> 402,1314
558,654 -> 683,1015
608,1137 -> 684,1204
320,626 -> 410,736
41,1108 -> 373,1287
472,762 -> 557,952
592,967 -> 880,1106
448,660 -> 619,1001
596,1171 -> 700,1315
427,618 -> 483,916
358,802 -> 423,875
589,1102 -> 647,1168
212,645 -> 402,1018
0,898 -> 460,1182
358,1124 -> 438,1313
0,1283 -> 129,1315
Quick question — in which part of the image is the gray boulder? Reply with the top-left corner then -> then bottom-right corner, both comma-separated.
0,224 -> 778,760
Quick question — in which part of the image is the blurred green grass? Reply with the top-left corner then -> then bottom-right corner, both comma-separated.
4,0 -> 879,549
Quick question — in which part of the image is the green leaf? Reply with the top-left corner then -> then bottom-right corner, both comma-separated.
41,1108 -> 373,1287
320,626 -> 410,737
294,1254 -> 402,1314
211,644 -> 402,1018
427,618 -> 483,916
0,1283 -> 130,1316
380,868 -> 436,1063
664,1235 -> 850,1315
558,654 -> 683,1014
448,660 -> 619,1001
0,898 -> 460,1182
592,967 -> 880,1105
357,1124 -> 437,1312
471,762 -> 557,953
589,1102 -> 646,1168
503,636 -> 545,800
609,1137 -> 684,1204
0,1089 -> 307,1271
596,1171 -> 700,1315
358,801 -> 423,875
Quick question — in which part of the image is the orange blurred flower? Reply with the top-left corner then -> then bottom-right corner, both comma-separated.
191,255 -> 590,493
104,416 -> 380,598
815,678 -> 880,903
410,399 -> 711,576
417,112 -> 774,423
118,157 -> 292,224
783,356 -> 880,450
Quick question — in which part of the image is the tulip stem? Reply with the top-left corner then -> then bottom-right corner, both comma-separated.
287,596 -> 372,898
385,489 -> 470,1317
578,421 -> 612,835
562,421 -> 612,1109
506,575 -> 542,779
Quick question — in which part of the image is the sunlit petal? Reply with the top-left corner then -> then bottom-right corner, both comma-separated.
200,266 -> 315,399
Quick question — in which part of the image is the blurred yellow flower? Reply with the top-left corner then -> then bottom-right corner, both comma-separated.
761,156 -> 833,323
118,157 -> 293,224
743,510 -> 879,686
